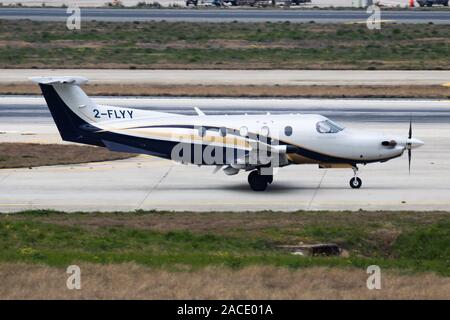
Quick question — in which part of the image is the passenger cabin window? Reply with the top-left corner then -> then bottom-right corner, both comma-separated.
284,126 -> 293,136
316,120 -> 344,134
260,126 -> 270,136
219,127 -> 227,137
239,126 -> 248,137
198,126 -> 206,137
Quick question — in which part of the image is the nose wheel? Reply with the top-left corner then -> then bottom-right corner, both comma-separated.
349,177 -> 362,189
349,166 -> 362,189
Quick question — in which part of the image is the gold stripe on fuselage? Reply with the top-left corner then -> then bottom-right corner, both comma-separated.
114,128 -> 252,149
287,153 -> 317,165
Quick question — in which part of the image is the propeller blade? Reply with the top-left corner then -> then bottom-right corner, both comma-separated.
408,117 -> 412,139
408,149 -> 411,175
212,165 -> 223,174
407,116 -> 412,174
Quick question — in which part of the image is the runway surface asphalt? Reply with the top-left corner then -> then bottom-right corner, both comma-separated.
3,69 -> 450,86
1,96 -> 450,123
0,96 -> 449,212
0,8 -> 449,24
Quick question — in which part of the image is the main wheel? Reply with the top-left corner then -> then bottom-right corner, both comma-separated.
349,177 -> 362,189
248,171 -> 268,191
259,172 -> 273,184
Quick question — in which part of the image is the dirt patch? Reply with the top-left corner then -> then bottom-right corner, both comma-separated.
0,40 -> 33,48
134,39 -> 307,50
0,263 -> 448,299
0,143 -> 135,169
1,83 -> 449,99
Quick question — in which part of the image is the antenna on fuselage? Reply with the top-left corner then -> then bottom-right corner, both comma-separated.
194,107 -> 205,116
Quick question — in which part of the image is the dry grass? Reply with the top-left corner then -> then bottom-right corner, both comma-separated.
0,263 -> 448,299
12,211 -> 447,236
1,83 -> 449,99
0,143 -> 134,169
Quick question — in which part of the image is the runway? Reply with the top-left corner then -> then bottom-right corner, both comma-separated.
3,69 -> 450,86
1,95 -> 450,122
1,8 -> 449,24
2,95 -> 450,143
0,96 -> 449,212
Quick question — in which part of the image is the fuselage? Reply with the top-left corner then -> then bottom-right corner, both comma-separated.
99,112 -> 415,167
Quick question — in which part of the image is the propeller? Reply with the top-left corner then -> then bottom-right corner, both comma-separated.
402,116 -> 424,174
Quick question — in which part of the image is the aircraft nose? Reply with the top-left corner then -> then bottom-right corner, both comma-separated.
407,138 -> 424,149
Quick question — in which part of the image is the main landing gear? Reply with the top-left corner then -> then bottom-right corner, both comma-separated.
349,166 -> 362,189
248,170 -> 273,191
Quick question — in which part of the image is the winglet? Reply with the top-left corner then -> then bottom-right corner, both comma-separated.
194,107 -> 205,116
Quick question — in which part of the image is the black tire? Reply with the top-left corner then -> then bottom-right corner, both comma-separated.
349,177 -> 362,189
248,171 -> 268,191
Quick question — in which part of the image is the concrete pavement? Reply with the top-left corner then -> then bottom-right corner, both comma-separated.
0,121 -> 447,212
3,69 -> 450,86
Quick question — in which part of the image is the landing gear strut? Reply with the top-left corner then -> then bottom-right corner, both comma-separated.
248,170 -> 272,191
349,166 -> 362,189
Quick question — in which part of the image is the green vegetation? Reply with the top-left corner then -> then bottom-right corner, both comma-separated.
0,210 -> 448,275
1,20 -> 449,69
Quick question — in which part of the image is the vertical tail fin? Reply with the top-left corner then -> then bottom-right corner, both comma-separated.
31,76 -> 104,146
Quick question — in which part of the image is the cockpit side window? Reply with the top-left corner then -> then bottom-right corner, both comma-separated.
316,120 -> 344,134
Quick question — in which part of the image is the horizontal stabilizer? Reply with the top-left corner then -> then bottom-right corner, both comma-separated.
30,76 -> 88,85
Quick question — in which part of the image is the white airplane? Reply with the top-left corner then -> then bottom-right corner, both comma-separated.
32,76 -> 424,191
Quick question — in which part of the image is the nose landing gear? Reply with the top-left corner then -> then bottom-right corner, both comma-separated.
349,166 -> 362,189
